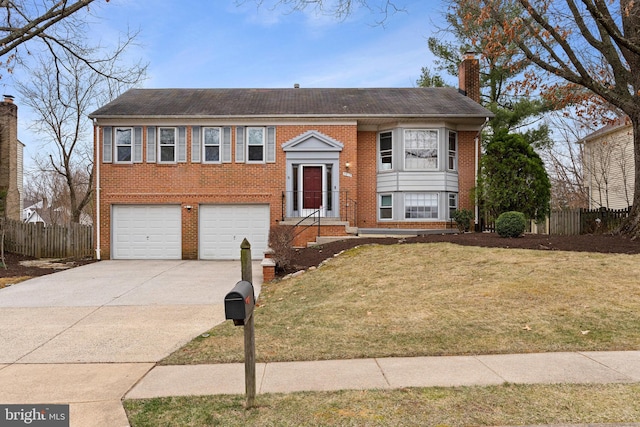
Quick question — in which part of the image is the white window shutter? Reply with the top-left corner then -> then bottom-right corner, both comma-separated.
266,126 -> 276,163
146,127 -> 156,163
222,127 -> 232,163
192,126 -> 201,163
178,127 -> 187,163
236,127 -> 245,163
102,127 -> 112,163
134,127 -> 143,163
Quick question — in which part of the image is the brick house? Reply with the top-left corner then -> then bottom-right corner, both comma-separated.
90,56 -> 491,261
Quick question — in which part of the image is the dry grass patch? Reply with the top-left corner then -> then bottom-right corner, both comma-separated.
164,243 -> 640,364
125,383 -> 640,427
0,276 -> 31,288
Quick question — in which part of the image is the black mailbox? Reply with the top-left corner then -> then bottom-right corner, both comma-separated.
224,280 -> 255,326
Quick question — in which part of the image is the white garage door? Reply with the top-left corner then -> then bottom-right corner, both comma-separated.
199,204 -> 269,260
112,205 -> 182,259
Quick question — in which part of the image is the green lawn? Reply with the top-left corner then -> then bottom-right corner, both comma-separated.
127,243 -> 640,426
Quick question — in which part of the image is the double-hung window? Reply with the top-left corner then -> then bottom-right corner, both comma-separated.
379,131 -> 393,171
405,193 -> 438,219
379,194 -> 393,219
247,127 -> 265,163
448,131 -> 458,171
159,127 -> 177,163
404,129 -> 438,170
203,127 -> 221,163
115,128 -> 133,163
448,193 -> 458,219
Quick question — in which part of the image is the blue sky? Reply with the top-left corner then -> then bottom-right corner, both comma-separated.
8,0 -> 451,167
96,0 -> 449,88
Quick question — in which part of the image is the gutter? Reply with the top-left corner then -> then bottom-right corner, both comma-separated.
475,117 -> 490,227
94,119 -> 101,260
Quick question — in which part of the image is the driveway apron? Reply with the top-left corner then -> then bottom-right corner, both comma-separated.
0,260 -> 262,427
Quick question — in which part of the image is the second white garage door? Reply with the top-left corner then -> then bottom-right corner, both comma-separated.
199,204 -> 270,260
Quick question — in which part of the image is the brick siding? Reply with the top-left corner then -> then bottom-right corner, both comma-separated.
95,124 -> 480,259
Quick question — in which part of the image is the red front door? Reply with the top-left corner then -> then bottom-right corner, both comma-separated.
303,166 -> 323,210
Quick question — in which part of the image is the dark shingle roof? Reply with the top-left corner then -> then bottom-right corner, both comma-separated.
89,88 -> 492,119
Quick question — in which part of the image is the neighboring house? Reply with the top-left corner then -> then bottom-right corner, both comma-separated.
23,200 -> 93,226
89,55 -> 492,261
0,95 -> 24,221
24,209 -> 47,225
581,118 -> 634,210
23,200 -> 47,224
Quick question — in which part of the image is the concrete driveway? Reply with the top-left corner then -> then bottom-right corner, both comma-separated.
0,260 -> 262,426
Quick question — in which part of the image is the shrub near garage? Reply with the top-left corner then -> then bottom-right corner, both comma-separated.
496,211 -> 526,237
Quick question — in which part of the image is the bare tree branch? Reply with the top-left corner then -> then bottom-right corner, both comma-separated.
18,31 -> 146,223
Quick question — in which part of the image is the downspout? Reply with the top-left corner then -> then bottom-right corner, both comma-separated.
94,119 -> 101,260
475,117 -> 490,228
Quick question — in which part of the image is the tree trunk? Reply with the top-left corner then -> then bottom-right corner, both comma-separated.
617,111 -> 640,237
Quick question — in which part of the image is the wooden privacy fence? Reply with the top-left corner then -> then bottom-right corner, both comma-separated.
550,207 -> 629,235
2,219 -> 93,258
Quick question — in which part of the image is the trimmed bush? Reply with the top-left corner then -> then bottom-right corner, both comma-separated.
496,211 -> 526,238
451,208 -> 474,232
268,225 -> 295,271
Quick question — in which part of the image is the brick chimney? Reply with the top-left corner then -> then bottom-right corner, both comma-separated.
0,95 -> 21,220
458,52 -> 480,103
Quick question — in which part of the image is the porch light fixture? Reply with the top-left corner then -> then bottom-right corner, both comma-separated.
345,161 -> 351,169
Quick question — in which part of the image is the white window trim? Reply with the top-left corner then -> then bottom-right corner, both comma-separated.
379,131 -> 393,172
158,127 -> 177,164
202,126 -> 222,164
403,129 -> 439,171
114,127 -> 133,164
448,130 -> 458,171
246,127 -> 266,163
379,193 -> 393,221
404,192 -> 440,221
448,193 -> 458,220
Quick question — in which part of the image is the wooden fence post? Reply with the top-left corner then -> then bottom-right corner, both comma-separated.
240,238 -> 256,409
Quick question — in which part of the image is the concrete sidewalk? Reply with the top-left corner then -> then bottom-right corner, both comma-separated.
127,350 -> 640,399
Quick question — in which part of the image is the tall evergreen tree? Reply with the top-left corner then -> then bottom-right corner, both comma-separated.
478,130 -> 551,222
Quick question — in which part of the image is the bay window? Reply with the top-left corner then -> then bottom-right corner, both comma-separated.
405,193 -> 438,219
404,129 -> 438,170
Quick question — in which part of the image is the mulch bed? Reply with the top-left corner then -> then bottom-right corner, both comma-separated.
0,252 -> 96,279
284,233 -> 640,274
1,233 -> 638,280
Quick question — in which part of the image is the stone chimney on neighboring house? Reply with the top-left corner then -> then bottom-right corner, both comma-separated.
458,52 -> 481,103
0,95 -> 22,221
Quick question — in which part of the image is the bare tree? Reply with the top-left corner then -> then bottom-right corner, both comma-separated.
17,37 -> 146,224
465,0 -> 640,235
0,0 -> 112,76
237,0 -> 402,21
541,113 -> 591,209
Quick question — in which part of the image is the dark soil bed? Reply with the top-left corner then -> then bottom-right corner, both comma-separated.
0,252 -> 96,279
284,233 -> 640,275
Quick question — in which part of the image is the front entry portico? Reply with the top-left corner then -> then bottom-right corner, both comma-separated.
283,131 -> 344,219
